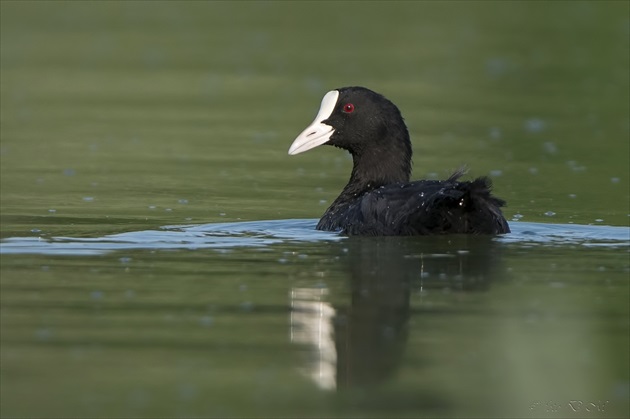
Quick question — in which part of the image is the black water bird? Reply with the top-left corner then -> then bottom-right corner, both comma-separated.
288,86 -> 510,236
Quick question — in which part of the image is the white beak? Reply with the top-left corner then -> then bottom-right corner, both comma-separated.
288,90 -> 339,155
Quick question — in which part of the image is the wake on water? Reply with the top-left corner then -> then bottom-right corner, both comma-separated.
1,220 -> 628,256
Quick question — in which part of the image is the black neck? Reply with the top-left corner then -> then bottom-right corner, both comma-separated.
337,122 -> 412,200
342,149 -> 410,197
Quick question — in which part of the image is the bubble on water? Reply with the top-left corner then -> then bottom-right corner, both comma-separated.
90,290 -> 104,300
486,58 -> 508,78
219,212 -> 226,216
35,327 -> 53,341
239,284 -> 248,292
426,172 -> 438,179
148,205 -> 156,209
611,177 -> 620,184
277,258 -> 288,264
63,168 -> 76,176
184,217 -> 192,221
549,282 -> 566,288
566,160 -> 587,172
124,290 -> 136,299
128,388 -> 151,408
240,301 -> 253,312
82,197 -> 94,202
165,208 -> 173,212
512,213 -> 524,221
568,194 -> 577,199
178,199 -> 188,204
489,170 -> 503,177
489,126 -> 502,140
528,167 -> 539,175
48,209 -> 56,213
544,211 -> 556,217
525,118 -> 546,133
542,141 -> 557,154
319,200 -> 327,205
178,383 -> 199,401
199,315 -> 213,327
119,257 -> 132,264
31,228 -> 42,233
595,219 -> 604,223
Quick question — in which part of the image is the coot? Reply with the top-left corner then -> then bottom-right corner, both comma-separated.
288,86 -> 510,236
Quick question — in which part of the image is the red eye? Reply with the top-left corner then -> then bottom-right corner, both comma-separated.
343,103 -> 355,113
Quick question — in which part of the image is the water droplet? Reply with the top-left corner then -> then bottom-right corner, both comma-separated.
544,211 -> 556,217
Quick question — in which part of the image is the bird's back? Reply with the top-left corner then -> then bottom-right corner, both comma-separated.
317,172 -> 510,236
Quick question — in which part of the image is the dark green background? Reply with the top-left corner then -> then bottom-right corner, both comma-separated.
1,1 -> 628,418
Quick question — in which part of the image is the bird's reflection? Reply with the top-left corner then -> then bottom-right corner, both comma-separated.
290,235 -> 503,390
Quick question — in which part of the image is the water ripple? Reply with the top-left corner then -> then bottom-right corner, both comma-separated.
0,220 -> 627,256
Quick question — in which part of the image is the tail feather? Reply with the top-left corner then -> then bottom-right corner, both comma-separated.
459,176 -> 509,234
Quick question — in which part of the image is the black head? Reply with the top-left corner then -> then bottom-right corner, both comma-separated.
289,86 -> 412,186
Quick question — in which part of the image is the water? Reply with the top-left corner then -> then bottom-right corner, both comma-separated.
1,220 -> 628,255
1,1 -> 629,418
1,221 -> 628,417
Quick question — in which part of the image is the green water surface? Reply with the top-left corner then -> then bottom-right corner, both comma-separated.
1,1 -> 629,418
